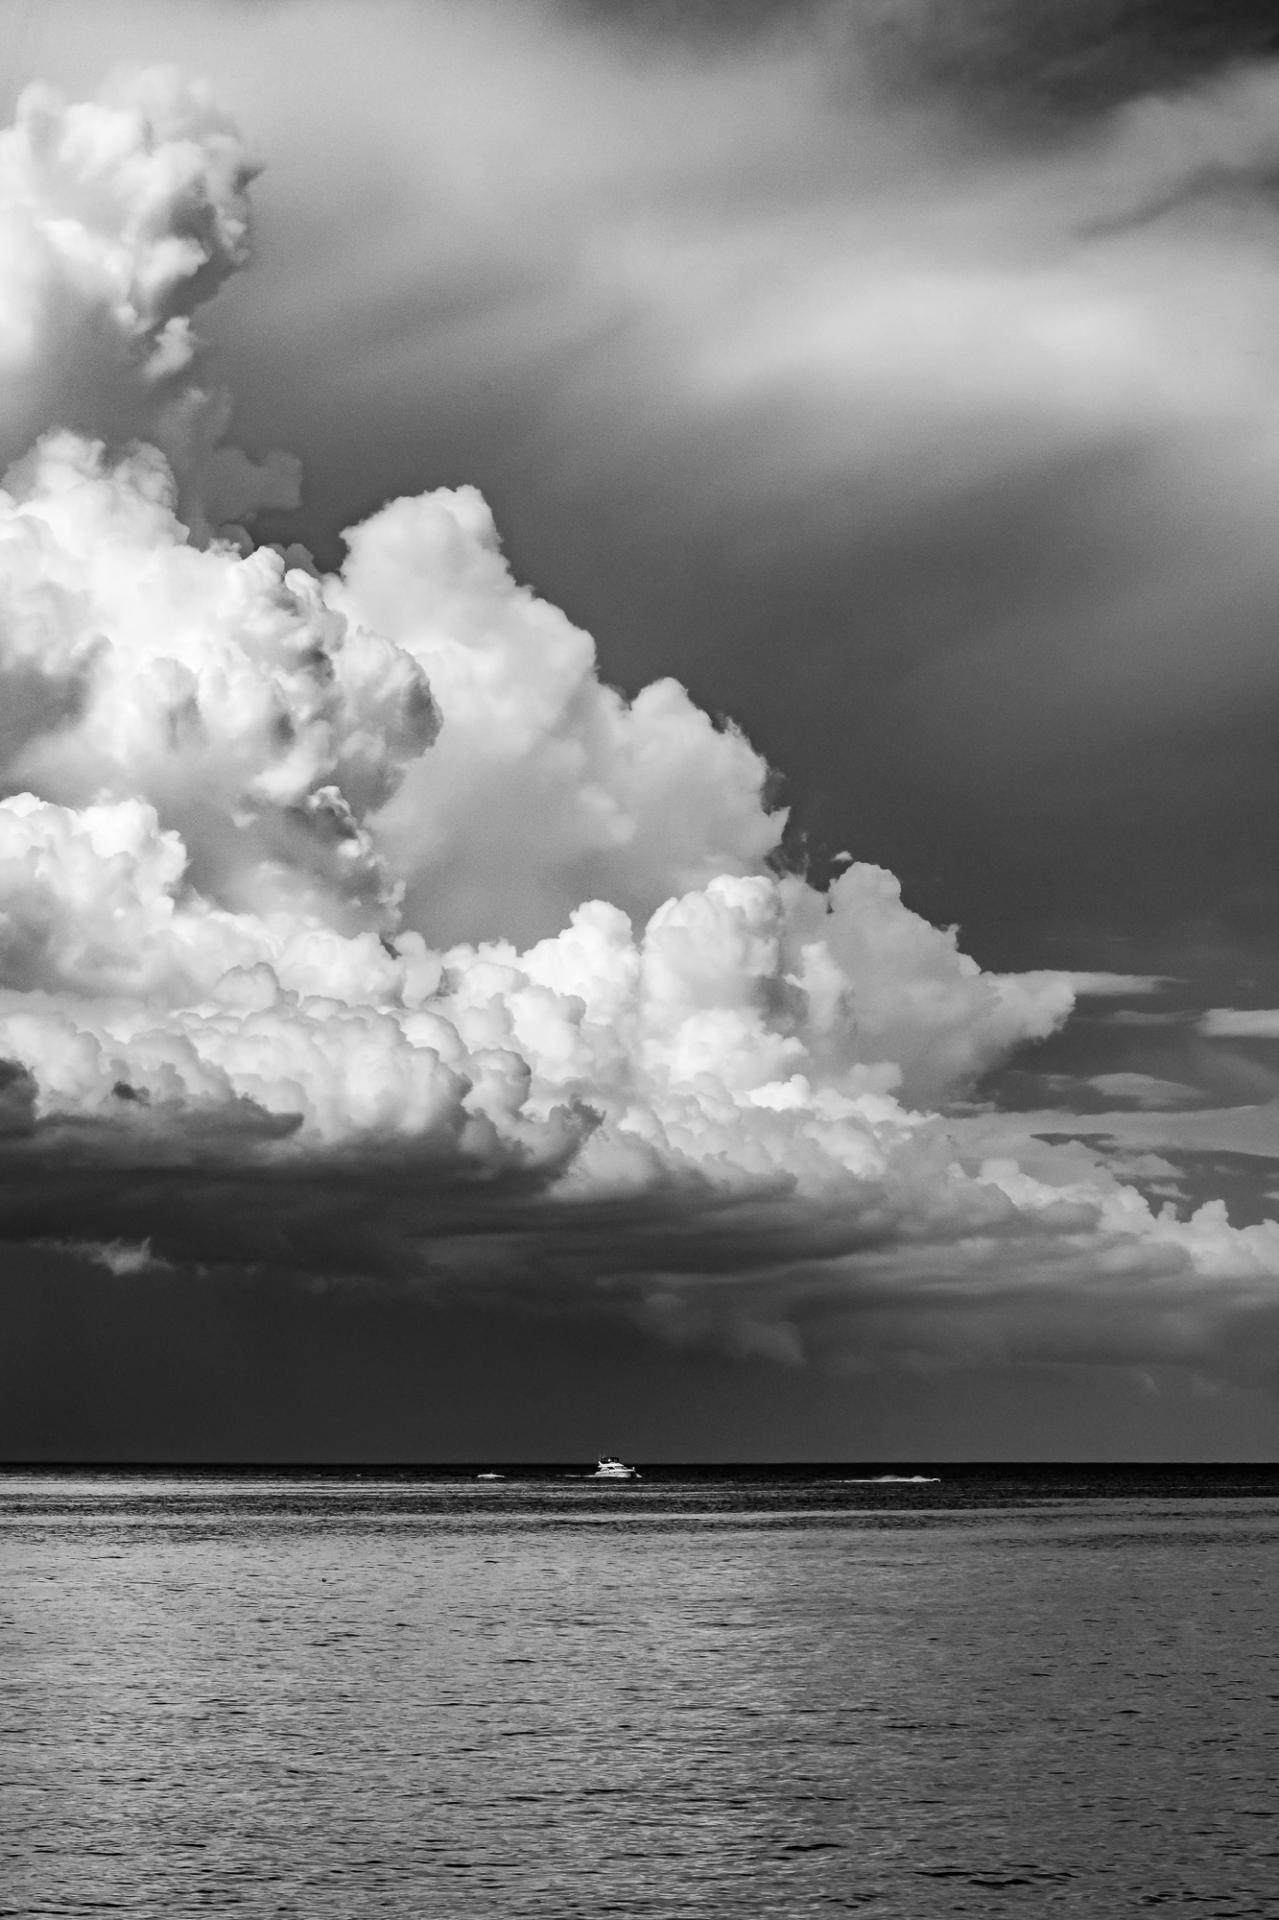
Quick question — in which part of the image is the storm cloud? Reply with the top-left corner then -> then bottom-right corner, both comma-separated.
3,6 -> 1279,1456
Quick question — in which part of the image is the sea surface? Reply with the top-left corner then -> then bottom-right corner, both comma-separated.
3,1465 -> 1279,1917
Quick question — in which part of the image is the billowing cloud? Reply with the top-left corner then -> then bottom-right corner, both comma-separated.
337,484 -> 783,946
11,3 -> 1279,985
0,72 -> 298,522
0,434 -> 438,927
0,62 -> 1278,1398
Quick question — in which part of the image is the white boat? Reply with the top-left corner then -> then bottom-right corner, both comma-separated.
841,1474 -> 940,1485
476,1471 -> 504,1480
589,1456 -> 640,1480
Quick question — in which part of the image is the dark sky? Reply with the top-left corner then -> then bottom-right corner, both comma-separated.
6,0 -> 1279,1459
202,0 -> 1279,974
8,1239 -> 1279,1462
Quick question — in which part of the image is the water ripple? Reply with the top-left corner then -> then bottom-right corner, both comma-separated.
2,1473 -> 1278,1916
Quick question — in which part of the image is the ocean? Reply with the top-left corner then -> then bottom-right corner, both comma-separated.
3,1466 -> 1278,1917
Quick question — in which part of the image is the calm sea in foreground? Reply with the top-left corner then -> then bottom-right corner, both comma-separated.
4,1467 -> 1279,1917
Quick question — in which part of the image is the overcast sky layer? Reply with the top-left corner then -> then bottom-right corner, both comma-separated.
6,0 -> 1279,1458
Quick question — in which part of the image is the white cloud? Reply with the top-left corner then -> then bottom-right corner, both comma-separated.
43,1236 -> 169,1276
0,69 -> 297,522
337,483 -> 783,947
1084,1072 -> 1200,1109
0,62 -> 1275,1388
1201,1009 -> 1279,1039
1062,972 -> 1171,998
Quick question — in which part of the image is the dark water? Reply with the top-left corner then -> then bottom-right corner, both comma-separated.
3,1466 -> 1279,1917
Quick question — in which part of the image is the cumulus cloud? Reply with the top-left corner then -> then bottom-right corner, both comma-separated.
337,483 -> 782,946
0,70 -> 297,523
0,435 -> 438,928
13,2 -> 1279,973
0,63 -> 1277,1392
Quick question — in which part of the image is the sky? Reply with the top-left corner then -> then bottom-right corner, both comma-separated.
5,0 -> 1279,1459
